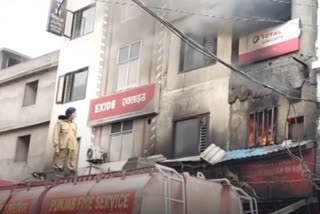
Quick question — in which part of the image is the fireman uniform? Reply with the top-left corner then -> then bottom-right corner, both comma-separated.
52,119 -> 78,172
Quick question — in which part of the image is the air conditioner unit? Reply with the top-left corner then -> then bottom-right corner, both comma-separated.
86,146 -> 106,164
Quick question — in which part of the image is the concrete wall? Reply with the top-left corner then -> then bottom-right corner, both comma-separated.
0,66 -> 57,131
91,4 -> 234,161
103,4 -> 156,95
154,23 -> 233,157
0,124 -> 49,180
91,4 -> 157,161
46,0 -> 110,170
229,0 -> 318,149
0,52 -> 58,180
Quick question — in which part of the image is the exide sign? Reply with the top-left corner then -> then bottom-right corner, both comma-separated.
89,84 -> 159,126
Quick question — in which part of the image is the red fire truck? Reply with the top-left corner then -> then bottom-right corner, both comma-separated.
0,165 -> 257,214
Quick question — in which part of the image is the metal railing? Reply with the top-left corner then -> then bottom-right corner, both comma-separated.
209,178 -> 259,214
156,164 -> 186,214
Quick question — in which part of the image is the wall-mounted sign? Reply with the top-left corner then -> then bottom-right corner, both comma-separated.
47,0 -> 67,36
240,148 -> 314,199
89,84 -> 159,126
239,19 -> 300,66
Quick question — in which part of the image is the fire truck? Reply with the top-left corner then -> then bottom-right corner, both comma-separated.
0,165 -> 258,214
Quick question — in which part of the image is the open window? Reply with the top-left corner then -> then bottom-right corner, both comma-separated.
179,33 -> 217,73
66,5 -> 95,39
288,116 -> 304,140
23,80 -> 39,106
15,135 -> 31,163
56,68 -> 88,103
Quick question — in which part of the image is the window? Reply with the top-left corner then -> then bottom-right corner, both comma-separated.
248,107 -> 278,147
23,80 -> 38,106
109,120 -> 134,161
121,6 -> 142,23
288,116 -> 304,140
116,41 -> 141,90
1,56 -> 21,69
7,58 -> 20,67
180,33 -> 217,73
174,115 -> 209,158
72,6 -> 95,39
56,68 -> 88,103
15,135 -> 31,162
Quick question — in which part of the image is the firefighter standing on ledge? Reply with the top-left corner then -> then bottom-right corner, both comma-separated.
52,107 -> 78,174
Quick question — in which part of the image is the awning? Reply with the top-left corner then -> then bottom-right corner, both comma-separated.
162,140 -> 315,166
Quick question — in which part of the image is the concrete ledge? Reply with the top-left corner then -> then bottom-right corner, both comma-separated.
0,120 -> 50,134
0,51 -> 59,85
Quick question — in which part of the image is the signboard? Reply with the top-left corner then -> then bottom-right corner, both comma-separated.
240,149 -> 314,199
47,192 -> 135,214
47,0 -> 67,36
89,84 -> 159,126
239,19 -> 300,66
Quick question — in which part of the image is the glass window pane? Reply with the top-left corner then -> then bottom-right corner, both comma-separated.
111,122 -> 122,133
174,118 -> 200,158
71,70 -> 88,101
56,76 -> 65,103
117,63 -> 128,90
123,120 -> 133,131
128,59 -> 139,86
121,132 -> 133,160
80,6 -> 95,35
130,42 -> 141,59
110,135 -> 122,161
64,74 -> 73,102
119,46 -> 129,63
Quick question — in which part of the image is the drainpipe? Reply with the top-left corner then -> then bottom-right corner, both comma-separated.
311,0 -> 320,180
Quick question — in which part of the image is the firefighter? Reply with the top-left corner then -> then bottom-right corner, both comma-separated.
52,107 -> 78,173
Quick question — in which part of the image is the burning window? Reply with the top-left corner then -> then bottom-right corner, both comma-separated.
248,107 -> 277,147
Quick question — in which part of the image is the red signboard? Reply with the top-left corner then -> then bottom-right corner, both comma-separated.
47,191 -> 135,214
240,149 -> 315,199
239,19 -> 300,66
89,84 -> 159,126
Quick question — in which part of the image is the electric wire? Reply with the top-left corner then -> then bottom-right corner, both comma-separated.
283,102 -> 320,191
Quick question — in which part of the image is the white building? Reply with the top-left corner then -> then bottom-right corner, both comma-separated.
46,0 -> 110,171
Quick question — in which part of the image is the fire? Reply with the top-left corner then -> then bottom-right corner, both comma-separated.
249,110 -> 276,147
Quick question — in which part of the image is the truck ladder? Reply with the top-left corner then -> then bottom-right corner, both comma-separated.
156,165 -> 186,214
210,179 -> 259,214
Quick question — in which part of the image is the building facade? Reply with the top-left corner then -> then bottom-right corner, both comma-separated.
46,0 -> 110,171
0,50 -> 59,180
87,0 -> 316,163
84,0 -> 320,212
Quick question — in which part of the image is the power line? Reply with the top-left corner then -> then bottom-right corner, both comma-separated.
126,0 -> 318,104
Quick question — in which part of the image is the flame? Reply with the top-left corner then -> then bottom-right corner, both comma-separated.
249,122 -> 274,146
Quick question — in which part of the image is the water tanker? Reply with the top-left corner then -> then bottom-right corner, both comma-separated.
0,165 -> 257,214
